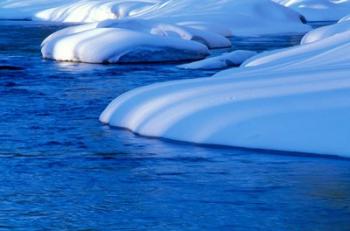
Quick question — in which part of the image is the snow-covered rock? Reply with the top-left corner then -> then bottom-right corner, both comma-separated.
273,0 -> 350,21
1,0 -> 310,36
100,26 -> 350,157
178,50 -> 257,70
41,26 -> 209,63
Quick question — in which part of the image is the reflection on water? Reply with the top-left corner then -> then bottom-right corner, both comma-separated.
0,21 -> 350,230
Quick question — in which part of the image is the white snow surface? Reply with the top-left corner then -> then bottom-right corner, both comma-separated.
178,50 -> 257,70
39,0 -> 313,63
41,24 -> 209,63
100,26 -> 350,157
339,14 -> 350,23
301,16 -> 350,44
1,0 -> 310,36
273,0 -> 350,21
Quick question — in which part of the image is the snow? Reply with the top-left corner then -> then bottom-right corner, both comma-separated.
41,26 -> 209,63
34,1 -> 157,23
39,0 -> 312,63
41,18 -> 236,63
100,24 -> 350,157
178,50 -> 257,70
0,0 -> 74,20
273,0 -> 350,21
339,14 -> 350,23
241,30 -> 350,70
96,19 -> 231,49
0,0 -> 311,36
301,16 -> 350,44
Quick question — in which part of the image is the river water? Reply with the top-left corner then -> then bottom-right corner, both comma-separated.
0,21 -> 349,230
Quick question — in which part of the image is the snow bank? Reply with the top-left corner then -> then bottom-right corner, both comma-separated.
339,14 -> 350,23
41,26 -> 209,63
41,18 -> 239,63
139,0 -> 310,36
96,19 -> 231,49
301,16 -> 350,44
39,0 -> 312,63
273,0 -> 350,21
0,0 -> 73,20
34,1 -> 157,23
178,50 -> 257,70
1,0 -> 310,36
100,26 -> 350,157
241,31 -> 350,70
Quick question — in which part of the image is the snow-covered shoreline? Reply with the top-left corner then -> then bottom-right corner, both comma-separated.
100,17 -> 350,157
2,0 -> 350,157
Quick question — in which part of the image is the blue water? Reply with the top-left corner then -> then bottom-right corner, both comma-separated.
1,21 -> 350,230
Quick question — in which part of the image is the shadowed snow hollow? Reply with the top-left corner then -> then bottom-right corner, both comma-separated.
100,25 -> 350,157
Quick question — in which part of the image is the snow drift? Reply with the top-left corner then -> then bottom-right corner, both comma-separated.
1,0 -> 310,36
40,0 -> 312,63
178,50 -> 257,70
301,15 -> 350,44
100,24 -> 350,157
41,25 -> 209,63
273,0 -> 350,21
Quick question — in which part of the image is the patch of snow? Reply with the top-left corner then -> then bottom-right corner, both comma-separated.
339,14 -> 350,23
301,14 -> 350,44
97,19 -> 231,49
100,25 -> 350,157
177,21 -> 233,37
1,0 -> 311,36
273,0 -> 350,21
178,50 -> 257,70
34,1 -> 157,23
0,0 -> 75,20
41,26 -> 209,63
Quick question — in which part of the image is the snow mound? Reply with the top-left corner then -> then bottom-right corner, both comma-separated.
34,1 -> 156,23
97,19 -> 231,49
178,50 -> 257,70
100,27 -> 350,157
1,0 -> 310,36
41,18 -> 237,63
339,14 -> 350,23
273,0 -> 350,21
41,26 -> 209,63
301,16 -> 350,44
241,31 -> 350,70
177,21 -> 233,37
0,0 -> 76,20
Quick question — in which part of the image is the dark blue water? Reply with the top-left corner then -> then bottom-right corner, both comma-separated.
1,21 -> 350,230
